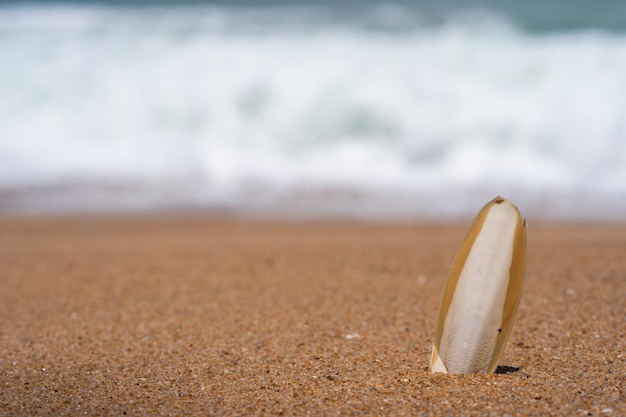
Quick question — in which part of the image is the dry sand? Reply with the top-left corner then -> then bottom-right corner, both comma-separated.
0,217 -> 624,416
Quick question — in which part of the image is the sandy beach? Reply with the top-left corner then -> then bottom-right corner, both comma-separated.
0,216 -> 624,416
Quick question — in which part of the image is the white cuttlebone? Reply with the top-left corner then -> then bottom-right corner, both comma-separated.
430,196 -> 527,374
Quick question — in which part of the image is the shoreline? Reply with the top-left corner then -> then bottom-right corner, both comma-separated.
1,217 -> 624,415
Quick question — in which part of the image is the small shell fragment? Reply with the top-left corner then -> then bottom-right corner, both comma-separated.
430,196 -> 527,374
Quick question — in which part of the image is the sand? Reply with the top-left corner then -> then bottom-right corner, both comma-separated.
0,216 -> 624,416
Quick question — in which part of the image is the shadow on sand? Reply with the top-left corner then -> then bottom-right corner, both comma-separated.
495,365 -> 520,374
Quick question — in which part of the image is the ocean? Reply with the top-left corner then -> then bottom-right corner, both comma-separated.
1,0 -> 626,219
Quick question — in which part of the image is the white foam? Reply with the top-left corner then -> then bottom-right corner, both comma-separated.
1,5 -> 626,218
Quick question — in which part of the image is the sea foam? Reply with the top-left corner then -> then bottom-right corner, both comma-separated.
1,5 -> 625,219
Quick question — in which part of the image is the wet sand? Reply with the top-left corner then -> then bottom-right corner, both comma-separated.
0,217 -> 624,416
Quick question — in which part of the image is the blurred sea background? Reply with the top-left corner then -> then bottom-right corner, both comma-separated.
1,0 -> 626,220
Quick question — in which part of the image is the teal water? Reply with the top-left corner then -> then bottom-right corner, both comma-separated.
1,1 -> 625,219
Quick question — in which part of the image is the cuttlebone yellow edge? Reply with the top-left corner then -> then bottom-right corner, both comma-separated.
429,196 -> 527,374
